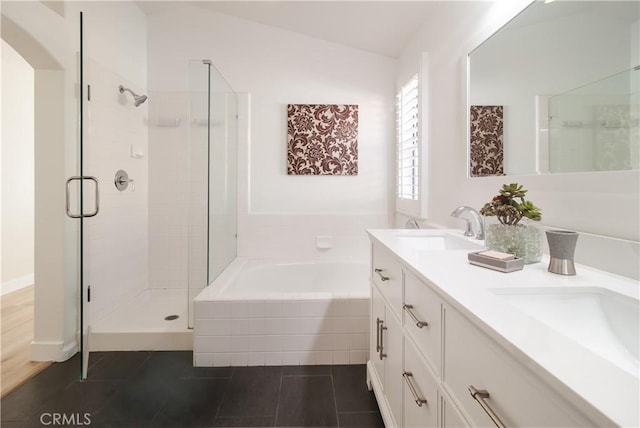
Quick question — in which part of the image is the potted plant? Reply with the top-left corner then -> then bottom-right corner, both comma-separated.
480,183 -> 543,263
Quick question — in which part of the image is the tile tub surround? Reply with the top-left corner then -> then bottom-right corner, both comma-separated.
194,258 -> 370,366
194,298 -> 369,367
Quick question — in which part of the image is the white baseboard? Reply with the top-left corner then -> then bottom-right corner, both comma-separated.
31,339 -> 78,362
1,274 -> 34,296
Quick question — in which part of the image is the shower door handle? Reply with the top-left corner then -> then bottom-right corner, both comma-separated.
66,176 -> 100,218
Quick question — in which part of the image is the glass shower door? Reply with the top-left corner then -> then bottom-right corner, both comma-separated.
2,3 -> 87,378
187,60 -> 238,327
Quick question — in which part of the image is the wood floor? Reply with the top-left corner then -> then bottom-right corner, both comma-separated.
1,286 -> 50,397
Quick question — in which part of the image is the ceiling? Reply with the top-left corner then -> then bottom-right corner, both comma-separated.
135,1 -> 443,58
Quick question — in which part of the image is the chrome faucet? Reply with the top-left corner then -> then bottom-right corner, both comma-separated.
450,206 -> 484,240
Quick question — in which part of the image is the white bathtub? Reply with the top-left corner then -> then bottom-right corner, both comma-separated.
193,258 -> 370,367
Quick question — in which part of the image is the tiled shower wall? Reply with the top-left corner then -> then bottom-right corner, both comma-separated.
87,60 -> 149,323
147,92 -> 194,291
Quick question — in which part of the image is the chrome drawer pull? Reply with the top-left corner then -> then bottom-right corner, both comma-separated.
374,268 -> 389,282
375,318 -> 382,352
403,371 -> 427,407
403,304 -> 428,328
379,323 -> 387,360
469,386 -> 506,428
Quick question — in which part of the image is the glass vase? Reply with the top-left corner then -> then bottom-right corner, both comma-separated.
483,217 -> 543,264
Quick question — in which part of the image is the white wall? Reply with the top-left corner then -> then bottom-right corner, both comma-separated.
147,6 -> 396,264
1,39 -> 35,295
397,1 -> 639,278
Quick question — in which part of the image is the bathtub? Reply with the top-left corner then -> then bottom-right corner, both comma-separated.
193,258 -> 370,367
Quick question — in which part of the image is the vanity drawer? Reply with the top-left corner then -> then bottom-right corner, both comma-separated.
403,338 -> 438,428
404,269 -> 441,375
443,306 -> 593,428
372,242 -> 402,317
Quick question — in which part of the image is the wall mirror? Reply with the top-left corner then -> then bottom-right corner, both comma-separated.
468,0 -> 639,177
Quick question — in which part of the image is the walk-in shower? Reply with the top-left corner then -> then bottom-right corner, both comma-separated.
89,60 -> 238,351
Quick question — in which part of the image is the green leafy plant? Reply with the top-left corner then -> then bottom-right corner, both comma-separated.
480,183 -> 542,225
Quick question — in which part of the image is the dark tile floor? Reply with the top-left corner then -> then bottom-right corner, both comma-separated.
1,351 -> 384,428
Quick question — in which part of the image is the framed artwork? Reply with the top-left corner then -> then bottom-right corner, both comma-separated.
287,104 -> 358,175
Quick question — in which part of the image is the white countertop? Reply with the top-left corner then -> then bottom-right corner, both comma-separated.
367,228 -> 639,427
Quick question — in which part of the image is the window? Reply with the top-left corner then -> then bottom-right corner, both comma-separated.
396,53 -> 429,219
396,75 -> 419,202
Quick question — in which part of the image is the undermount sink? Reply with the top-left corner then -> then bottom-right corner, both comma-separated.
492,287 -> 639,375
396,234 -> 483,251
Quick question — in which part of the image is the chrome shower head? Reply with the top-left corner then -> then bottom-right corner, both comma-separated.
134,94 -> 147,107
119,85 -> 148,107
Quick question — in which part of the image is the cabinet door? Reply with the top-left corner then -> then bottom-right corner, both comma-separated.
404,339 -> 438,428
371,285 -> 386,386
383,310 -> 404,428
442,395 -> 468,428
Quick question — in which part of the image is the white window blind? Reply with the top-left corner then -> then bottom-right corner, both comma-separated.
397,75 -> 419,201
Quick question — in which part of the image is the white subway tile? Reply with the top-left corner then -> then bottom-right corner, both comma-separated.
315,351 -> 333,365
194,301 -> 213,320
248,352 -> 265,366
248,319 -> 266,335
328,300 -> 351,317
281,335 -> 301,352
332,351 -> 350,365
351,317 -> 369,334
230,353 -> 249,367
265,352 -> 283,366
211,302 -> 232,319
281,319 -> 299,335
350,299 -> 370,317
350,334 -> 369,350
262,335 -> 280,352
194,353 -> 213,367
212,353 -> 231,367
194,319 -> 212,335
232,336 -> 251,352
332,334 -> 350,351
210,336 -> 232,353
265,301 -> 283,318
349,350 -> 367,364
332,317 -> 352,334
211,319 -> 233,336
299,318 -> 329,335
281,301 -> 299,317
298,352 -> 315,365
265,319 -> 282,335
232,319 -> 249,336
299,300 -> 331,317
282,352 -> 299,365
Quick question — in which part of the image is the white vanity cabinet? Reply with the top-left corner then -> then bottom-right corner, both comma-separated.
367,236 -> 602,428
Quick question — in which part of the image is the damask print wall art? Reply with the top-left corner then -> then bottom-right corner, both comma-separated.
470,105 -> 504,177
287,104 -> 358,175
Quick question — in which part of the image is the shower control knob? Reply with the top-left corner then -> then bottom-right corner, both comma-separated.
114,169 -> 134,192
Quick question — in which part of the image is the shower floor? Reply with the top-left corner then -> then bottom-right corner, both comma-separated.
90,289 -> 192,351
